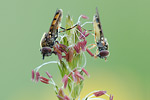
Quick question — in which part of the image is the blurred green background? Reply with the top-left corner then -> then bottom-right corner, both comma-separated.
0,0 -> 149,100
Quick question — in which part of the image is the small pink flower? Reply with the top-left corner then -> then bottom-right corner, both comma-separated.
86,48 -> 94,56
75,71 -> 84,80
65,48 -> 74,62
82,68 -> 90,77
35,72 -> 40,82
77,42 -> 81,49
62,75 -> 68,89
80,40 -> 87,51
64,95 -> 70,100
31,70 -> 35,81
58,44 -> 67,53
77,25 -> 82,33
81,15 -> 89,19
79,31 -> 86,39
93,91 -> 106,97
110,94 -> 113,100
74,45 -> 80,53
40,76 -> 50,84
46,71 -> 52,78
72,73 -> 77,82
62,75 -> 67,83
83,39 -> 87,46
55,45 -> 62,54
85,33 -> 90,37
59,44 -> 67,50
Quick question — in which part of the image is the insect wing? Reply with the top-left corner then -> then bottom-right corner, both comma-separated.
40,9 -> 63,48
93,8 -> 104,42
49,9 -> 63,39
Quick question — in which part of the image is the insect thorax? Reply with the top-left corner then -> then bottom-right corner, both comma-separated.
97,39 -> 108,51
41,32 -> 56,48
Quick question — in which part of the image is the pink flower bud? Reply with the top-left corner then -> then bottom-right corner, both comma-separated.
64,79 -> 68,89
86,48 -> 94,56
54,45 -> 62,55
77,42 -> 81,49
83,31 -> 86,35
75,71 -> 84,80
79,35 -> 83,39
59,44 -> 67,49
85,33 -> 90,37
62,75 -> 68,89
83,39 -> 87,46
64,95 -> 70,100
66,48 -> 73,62
93,91 -> 106,97
62,75 -> 67,83
79,31 -> 86,39
58,44 -> 67,53
31,70 -> 35,81
77,25 -> 82,32
72,73 -> 77,82
35,72 -> 40,82
82,68 -> 90,77
40,76 -> 50,84
81,15 -> 89,19
46,71 -> 52,78
74,45 -> 80,53
80,40 -> 87,51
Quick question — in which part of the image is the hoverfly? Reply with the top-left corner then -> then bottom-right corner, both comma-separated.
40,9 -> 63,59
93,8 -> 109,59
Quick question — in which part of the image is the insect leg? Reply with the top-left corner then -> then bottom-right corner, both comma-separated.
59,24 -> 78,33
89,45 -> 97,50
81,21 -> 93,27
81,27 -> 93,33
86,44 -> 97,50
94,33 -> 97,43
60,27 -> 65,30
94,48 -> 99,58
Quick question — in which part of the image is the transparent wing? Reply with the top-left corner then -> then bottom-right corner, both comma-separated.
93,8 -> 104,42
49,9 -> 63,38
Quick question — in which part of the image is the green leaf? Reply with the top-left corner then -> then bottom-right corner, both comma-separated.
67,78 -> 72,92
62,36 -> 69,46
60,60 -> 69,77
66,15 -> 74,34
71,84 -> 80,99
68,53 -> 83,69
54,85 -> 59,94
65,15 -> 75,45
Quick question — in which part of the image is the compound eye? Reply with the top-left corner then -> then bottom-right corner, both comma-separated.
99,50 -> 109,57
41,47 -> 52,55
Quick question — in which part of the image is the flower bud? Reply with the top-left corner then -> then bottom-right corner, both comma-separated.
93,91 -> 106,97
